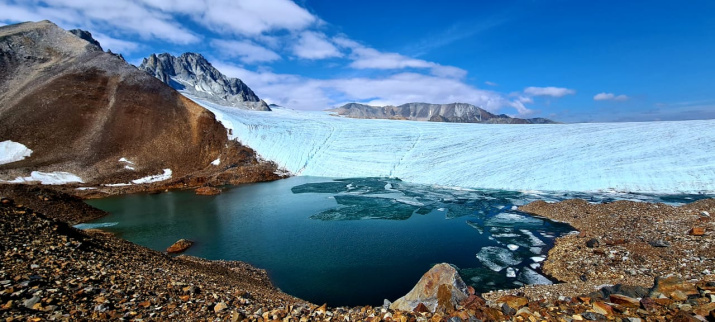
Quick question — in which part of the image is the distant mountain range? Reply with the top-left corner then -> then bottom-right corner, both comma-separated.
139,53 -> 270,111
329,103 -> 558,124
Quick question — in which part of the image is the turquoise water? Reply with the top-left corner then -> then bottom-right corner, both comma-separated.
82,177 -> 709,306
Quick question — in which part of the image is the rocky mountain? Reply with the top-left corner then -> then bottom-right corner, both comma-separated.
139,53 -> 270,111
329,103 -> 558,124
0,20 -> 278,188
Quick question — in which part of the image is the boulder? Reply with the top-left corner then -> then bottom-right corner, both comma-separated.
649,276 -> 698,298
195,186 -> 222,196
166,239 -> 194,253
608,294 -> 640,308
390,263 -> 468,313
689,227 -> 705,236
496,295 -> 528,309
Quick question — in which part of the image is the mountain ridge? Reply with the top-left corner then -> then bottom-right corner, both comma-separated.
329,102 -> 558,124
0,20 -> 279,189
139,52 -> 270,111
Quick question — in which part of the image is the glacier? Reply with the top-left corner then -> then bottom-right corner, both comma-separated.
190,95 -> 715,193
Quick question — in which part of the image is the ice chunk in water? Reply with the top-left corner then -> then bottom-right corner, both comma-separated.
530,256 -> 546,263
74,222 -> 118,229
518,267 -> 552,285
506,267 -> 517,278
507,244 -> 519,251
476,246 -> 522,272
519,229 -> 546,246
485,213 -> 544,228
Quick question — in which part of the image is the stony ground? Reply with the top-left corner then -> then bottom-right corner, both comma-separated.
2,185 -> 715,321
483,198 -> 715,301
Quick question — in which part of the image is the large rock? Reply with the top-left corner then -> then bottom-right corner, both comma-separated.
390,263 -> 468,313
195,186 -> 221,195
139,53 -> 270,111
166,239 -> 193,253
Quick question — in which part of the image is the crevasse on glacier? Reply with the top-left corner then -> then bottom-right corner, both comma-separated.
191,95 -> 715,194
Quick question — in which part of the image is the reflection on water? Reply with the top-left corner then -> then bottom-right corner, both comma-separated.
85,177 -> 711,306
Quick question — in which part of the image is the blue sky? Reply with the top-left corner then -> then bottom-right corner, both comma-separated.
1,0 -> 714,122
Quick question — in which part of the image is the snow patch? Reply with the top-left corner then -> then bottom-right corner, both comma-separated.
132,169 -> 172,184
211,158 -> 221,166
5,171 -> 83,185
75,187 -> 97,190
104,183 -> 130,187
0,140 -> 32,165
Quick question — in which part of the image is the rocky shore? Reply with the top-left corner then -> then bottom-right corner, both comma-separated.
1,185 -> 714,321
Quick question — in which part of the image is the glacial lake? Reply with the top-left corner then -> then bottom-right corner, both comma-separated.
81,177 -> 710,306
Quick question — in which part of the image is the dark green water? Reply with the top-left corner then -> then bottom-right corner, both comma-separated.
81,177 -> 708,306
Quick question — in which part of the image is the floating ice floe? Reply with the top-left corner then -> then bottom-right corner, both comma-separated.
485,213 -> 544,228
506,267 -> 517,278
476,246 -> 523,272
507,244 -> 520,251
518,267 -> 552,285
520,229 -> 547,247
73,222 -> 118,229
0,140 -> 32,165
5,171 -> 83,185
531,256 -> 546,263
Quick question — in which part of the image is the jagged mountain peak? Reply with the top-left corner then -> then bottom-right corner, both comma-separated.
139,52 -> 270,111
68,29 -> 102,50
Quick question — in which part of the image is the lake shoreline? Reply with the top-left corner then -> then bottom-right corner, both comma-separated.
2,182 -> 714,320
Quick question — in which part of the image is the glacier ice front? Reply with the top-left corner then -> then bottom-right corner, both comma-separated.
192,96 -> 715,193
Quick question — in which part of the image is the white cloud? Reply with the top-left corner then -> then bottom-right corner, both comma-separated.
292,31 -> 342,60
92,32 -> 140,53
0,1 -> 200,44
485,81 -> 498,86
212,61 -> 531,115
192,0 -> 317,36
594,92 -> 629,101
524,86 -> 576,97
211,39 -> 280,63
1,0 -> 318,46
335,36 -> 467,79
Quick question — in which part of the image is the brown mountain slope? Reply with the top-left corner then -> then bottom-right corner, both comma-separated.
0,21 -> 278,188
